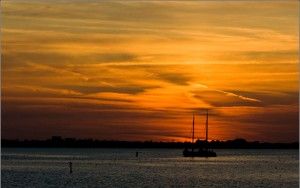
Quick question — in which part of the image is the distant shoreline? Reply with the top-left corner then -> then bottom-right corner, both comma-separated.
2,137 -> 299,149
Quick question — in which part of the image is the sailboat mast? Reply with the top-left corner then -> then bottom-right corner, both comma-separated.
192,113 -> 195,143
206,109 -> 208,142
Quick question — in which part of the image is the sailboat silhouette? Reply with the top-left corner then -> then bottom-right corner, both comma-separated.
183,110 -> 217,157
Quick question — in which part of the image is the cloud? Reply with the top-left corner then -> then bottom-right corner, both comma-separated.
55,85 -> 159,95
225,90 -> 298,106
2,0 -> 298,142
215,105 -> 299,141
155,72 -> 191,86
215,89 -> 261,103
210,50 -> 298,63
93,53 -> 138,63
192,85 -> 262,107
3,52 -> 139,65
2,96 -> 188,140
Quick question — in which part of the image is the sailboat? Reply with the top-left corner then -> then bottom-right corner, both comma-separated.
183,110 -> 217,157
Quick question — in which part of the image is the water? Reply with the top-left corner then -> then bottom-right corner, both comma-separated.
1,148 -> 299,188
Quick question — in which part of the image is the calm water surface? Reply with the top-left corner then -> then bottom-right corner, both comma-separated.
1,148 -> 299,188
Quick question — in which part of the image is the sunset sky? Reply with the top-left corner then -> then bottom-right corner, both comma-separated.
2,0 -> 299,142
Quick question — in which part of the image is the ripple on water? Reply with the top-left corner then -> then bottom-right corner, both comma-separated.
1,149 -> 299,188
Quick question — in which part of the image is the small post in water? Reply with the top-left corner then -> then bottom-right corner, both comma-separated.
69,161 -> 73,174
136,151 -> 139,158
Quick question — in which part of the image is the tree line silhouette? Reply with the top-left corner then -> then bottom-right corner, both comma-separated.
2,136 -> 298,149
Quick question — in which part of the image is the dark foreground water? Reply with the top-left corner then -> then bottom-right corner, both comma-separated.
1,148 -> 299,188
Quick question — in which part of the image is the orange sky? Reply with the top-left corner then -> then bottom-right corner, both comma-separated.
2,1 -> 299,142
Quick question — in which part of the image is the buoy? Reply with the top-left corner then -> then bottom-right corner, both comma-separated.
69,162 -> 73,174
